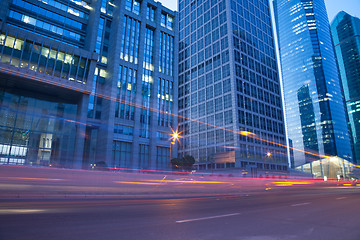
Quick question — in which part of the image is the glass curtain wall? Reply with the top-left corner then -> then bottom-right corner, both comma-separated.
0,88 -> 78,167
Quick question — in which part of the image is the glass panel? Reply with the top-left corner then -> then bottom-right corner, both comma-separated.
20,40 -> 33,69
0,33 -> 6,54
38,45 -> 49,74
69,55 -> 79,80
11,37 -> 24,68
54,51 -> 64,77
1,35 -> 15,64
62,53 -> 72,79
29,43 -> 41,72
77,57 -> 86,82
45,48 -> 57,76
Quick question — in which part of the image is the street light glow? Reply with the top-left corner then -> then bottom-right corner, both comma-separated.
173,133 -> 179,140
170,128 -> 181,143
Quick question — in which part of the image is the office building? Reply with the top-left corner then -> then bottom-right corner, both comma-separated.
275,0 -> 352,167
0,0 -> 178,170
178,0 -> 288,173
331,12 -> 360,163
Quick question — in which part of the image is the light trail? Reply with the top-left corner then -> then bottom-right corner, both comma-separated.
0,177 -> 64,181
146,179 -> 229,184
113,181 -> 162,185
272,181 -> 313,187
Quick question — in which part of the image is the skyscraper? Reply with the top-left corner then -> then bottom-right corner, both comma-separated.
178,0 -> 288,173
0,0 -> 178,170
275,0 -> 352,166
331,11 -> 360,163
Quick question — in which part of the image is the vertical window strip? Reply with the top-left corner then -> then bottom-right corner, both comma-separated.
162,33 -> 166,74
140,28 -> 154,138
135,21 -> 140,64
130,19 -> 136,63
116,65 -> 137,120
170,36 -> 174,76
157,78 -> 173,127
120,16 -> 140,64
159,32 -> 174,76
125,17 -> 131,62
159,33 -> 162,73
120,16 -> 127,60
166,34 -> 170,75
95,18 -> 105,55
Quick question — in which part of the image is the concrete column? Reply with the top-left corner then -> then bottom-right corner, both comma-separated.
73,94 -> 89,169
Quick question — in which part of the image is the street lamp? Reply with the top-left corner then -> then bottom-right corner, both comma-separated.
170,141 -> 175,162
169,129 -> 181,165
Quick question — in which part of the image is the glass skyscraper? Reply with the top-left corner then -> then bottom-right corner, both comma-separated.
0,0 -> 178,170
178,0 -> 288,173
331,12 -> 360,163
275,0 -> 352,167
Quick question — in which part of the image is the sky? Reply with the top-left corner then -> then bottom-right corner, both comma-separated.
159,0 -> 360,23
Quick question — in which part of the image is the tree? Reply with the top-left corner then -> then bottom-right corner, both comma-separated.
182,155 -> 195,171
171,158 -> 181,169
170,155 -> 195,171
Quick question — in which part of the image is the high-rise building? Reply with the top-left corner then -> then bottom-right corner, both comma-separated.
331,12 -> 360,163
178,0 -> 288,173
275,0 -> 353,167
0,0 -> 178,170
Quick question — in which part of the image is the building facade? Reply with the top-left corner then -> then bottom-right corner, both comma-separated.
331,12 -> 360,163
178,0 -> 288,173
0,0 -> 178,170
275,0 -> 353,167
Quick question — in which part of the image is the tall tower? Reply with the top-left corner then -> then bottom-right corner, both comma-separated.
275,0 -> 353,166
331,12 -> 360,163
178,0 -> 288,173
0,0 -> 178,170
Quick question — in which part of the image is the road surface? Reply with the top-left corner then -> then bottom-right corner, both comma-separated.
1,186 -> 359,240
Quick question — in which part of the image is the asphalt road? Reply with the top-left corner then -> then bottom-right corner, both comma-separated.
1,187 -> 359,240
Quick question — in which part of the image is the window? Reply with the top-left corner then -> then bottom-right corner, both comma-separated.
157,147 -> 169,169
224,94 -> 232,108
112,141 -> 132,168
159,32 -> 174,76
120,16 -> 140,64
114,125 -> 134,136
139,144 -> 149,169
161,13 -> 174,30
147,5 -> 155,21
125,0 -> 141,14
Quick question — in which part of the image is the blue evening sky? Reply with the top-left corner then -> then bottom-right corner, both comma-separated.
159,0 -> 360,23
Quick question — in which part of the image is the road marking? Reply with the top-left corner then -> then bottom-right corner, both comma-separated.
336,197 -> 347,200
176,213 -> 240,223
291,202 -> 311,207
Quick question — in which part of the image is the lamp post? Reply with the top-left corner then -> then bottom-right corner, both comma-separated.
170,130 -> 180,167
170,141 -> 175,161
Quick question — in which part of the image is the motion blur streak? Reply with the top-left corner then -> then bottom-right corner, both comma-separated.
272,182 -> 313,187
148,180 -> 229,184
0,177 -> 64,181
0,209 -> 46,214
113,181 -> 163,185
0,66 -> 346,160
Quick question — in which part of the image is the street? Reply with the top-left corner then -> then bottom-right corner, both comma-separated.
1,186 -> 359,240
